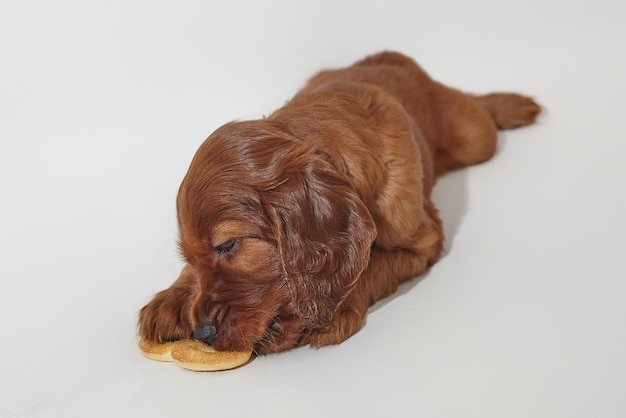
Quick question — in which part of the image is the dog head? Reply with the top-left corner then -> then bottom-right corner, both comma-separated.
176,120 -> 376,353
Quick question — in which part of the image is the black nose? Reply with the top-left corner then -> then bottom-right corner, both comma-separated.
193,323 -> 217,345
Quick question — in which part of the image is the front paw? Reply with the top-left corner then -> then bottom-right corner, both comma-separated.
138,288 -> 194,342
309,307 -> 365,348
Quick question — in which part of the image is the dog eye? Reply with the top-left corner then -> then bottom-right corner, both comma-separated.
216,239 -> 237,255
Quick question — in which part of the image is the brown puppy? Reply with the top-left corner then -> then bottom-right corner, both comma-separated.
138,51 -> 541,354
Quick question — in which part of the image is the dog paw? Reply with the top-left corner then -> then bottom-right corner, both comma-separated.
477,93 -> 542,130
309,307 -> 365,348
138,289 -> 194,343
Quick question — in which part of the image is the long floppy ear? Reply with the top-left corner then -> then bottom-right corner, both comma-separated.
265,156 -> 376,330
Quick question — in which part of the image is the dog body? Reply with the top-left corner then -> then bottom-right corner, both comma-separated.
139,52 -> 540,354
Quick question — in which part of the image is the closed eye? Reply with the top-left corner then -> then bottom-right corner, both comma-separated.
216,238 -> 237,256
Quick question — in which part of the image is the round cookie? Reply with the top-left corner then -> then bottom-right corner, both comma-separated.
138,339 -> 177,362
138,339 -> 252,371
170,340 -> 252,371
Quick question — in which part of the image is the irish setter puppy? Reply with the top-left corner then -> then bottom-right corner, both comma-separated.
138,51 -> 541,354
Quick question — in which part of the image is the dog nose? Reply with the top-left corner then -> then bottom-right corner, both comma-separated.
193,323 -> 217,345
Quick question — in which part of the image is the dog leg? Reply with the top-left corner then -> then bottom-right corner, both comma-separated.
138,264 -> 198,342
310,199 -> 444,347
473,93 -> 542,130
433,86 -> 541,174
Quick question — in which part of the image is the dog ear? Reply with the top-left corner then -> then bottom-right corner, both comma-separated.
265,157 -> 376,330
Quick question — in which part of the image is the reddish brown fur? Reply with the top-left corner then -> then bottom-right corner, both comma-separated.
138,51 -> 541,354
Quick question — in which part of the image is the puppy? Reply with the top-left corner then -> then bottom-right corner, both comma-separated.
138,51 -> 541,354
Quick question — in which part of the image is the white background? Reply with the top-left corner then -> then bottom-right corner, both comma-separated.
1,0 -> 625,417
